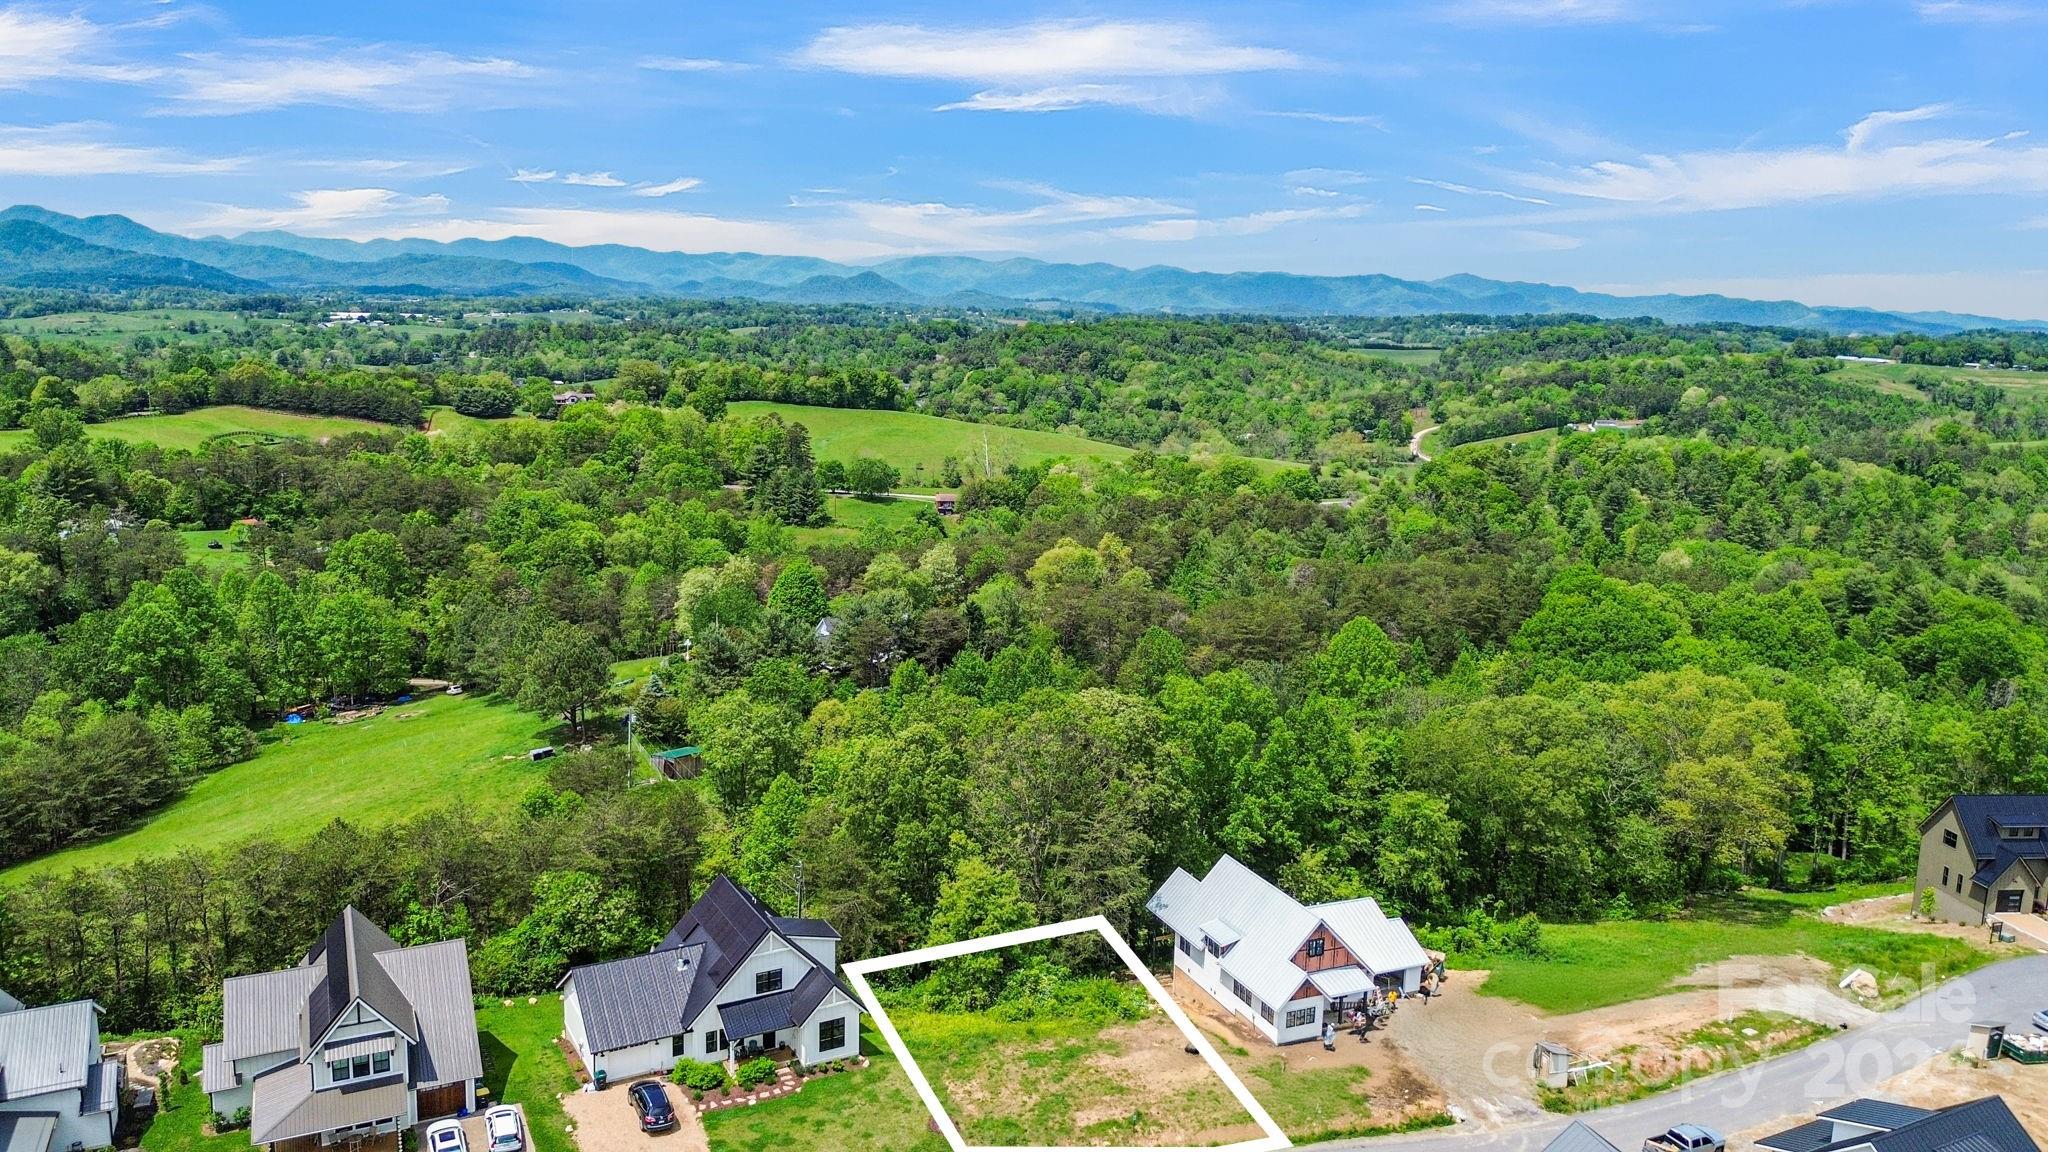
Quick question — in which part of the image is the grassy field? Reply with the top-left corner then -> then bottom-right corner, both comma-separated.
729,401 -> 1138,476
423,405 -> 541,436
1423,425 -> 1561,456
2,692 -> 557,883
701,1024 -> 949,1152
0,309 -> 289,346
883,979 -> 1262,1148
178,528 -> 244,569
1456,886 -> 1997,1014
1353,347 -> 1442,365
1828,360 -> 2048,401
0,406 -> 397,453
789,495 -> 927,546
475,998 -> 579,1152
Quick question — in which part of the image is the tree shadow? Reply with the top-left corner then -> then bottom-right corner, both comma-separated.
480,1030 -> 519,1105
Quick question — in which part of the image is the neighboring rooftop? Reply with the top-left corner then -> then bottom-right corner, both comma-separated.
0,998 -> 100,1102
1759,1096 -> 2038,1152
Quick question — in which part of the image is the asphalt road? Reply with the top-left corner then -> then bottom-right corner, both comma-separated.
1316,953 -> 2048,1152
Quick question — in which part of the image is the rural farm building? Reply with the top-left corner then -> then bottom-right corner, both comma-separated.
199,907 -> 481,1146
559,876 -> 862,1083
0,992 -> 122,1152
1915,794 -> 2048,924
1147,854 -> 1429,1046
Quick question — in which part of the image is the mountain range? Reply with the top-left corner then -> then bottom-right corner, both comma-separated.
0,205 -> 2039,336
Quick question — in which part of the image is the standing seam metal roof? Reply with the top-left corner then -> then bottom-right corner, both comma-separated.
562,944 -> 706,1055
0,999 -> 100,1102
0,1115 -> 57,1152
1543,1120 -> 1623,1152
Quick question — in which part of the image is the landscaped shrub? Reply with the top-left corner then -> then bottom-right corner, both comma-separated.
671,1059 -> 729,1092
734,1056 -> 778,1090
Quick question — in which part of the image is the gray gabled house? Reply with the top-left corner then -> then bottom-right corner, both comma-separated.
1756,1095 -> 2039,1152
1916,794 -> 2048,923
559,876 -> 861,1084
0,994 -> 121,1152
199,908 -> 481,1147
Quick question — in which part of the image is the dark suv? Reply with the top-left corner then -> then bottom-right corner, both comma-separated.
628,1080 -> 677,1133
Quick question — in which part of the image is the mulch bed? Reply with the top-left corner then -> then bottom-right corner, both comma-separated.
684,1057 -> 870,1115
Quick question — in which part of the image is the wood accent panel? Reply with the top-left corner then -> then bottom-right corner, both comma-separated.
1293,924 -> 1356,972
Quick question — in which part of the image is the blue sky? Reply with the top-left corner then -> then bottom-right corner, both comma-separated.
1,0 -> 2046,314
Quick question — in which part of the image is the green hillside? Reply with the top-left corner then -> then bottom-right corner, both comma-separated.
0,406 -> 397,452
1,692 -> 555,884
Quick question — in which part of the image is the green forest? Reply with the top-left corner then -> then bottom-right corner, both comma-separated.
1,294 -> 2045,1037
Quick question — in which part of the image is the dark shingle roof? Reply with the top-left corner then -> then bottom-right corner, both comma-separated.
1806,1097 -> 2038,1152
304,907 -> 417,1046
1757,1119 -> 1843,1152
1543,1121 -> 1622,1152
657,876 -> 854,1029
1819,1099 -> 1939,1130
716,991 -> 797,1041
563,944 -> 707,1054
772,916 -> 841,941
1943,795 -> 2048,862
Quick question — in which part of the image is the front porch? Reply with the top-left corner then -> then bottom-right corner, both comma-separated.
267,1133 -> 399,1152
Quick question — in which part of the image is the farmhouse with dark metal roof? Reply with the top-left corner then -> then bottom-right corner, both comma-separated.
559,875 -> 861,1084
1757,1095 -> 2038,1152
1916,794 -> 2048,924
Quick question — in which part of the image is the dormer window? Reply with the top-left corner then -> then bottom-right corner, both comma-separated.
755,969 -> 783,995
2000,825 -> 2042,840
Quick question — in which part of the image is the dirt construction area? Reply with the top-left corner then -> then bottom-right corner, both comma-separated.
1217,955 -> 1875,1130
1728,1052 -> 2048,1150
560,1080 -> 708,1152
1821,893 -> 2029,946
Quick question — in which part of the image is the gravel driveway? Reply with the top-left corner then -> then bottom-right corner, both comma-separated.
560,1080 -> 708,1152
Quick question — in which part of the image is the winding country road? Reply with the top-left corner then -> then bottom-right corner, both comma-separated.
1410,423 -> 1439,462
1315,953 -> 2048,1152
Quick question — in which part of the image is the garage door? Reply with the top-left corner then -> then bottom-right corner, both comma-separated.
416,1082 -> 467,1120
1997,889 -> 2024,913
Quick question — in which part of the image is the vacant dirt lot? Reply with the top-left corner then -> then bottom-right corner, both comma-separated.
1821,894 -> 2016,946
1728,1052 -> 2048,1150
561,1080 -> 708,1152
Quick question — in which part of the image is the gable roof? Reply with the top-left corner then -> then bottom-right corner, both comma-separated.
1762,1097 -> 2038,1152
1757,1120 -> 1840,1152
0,998 -> 100,1102
656,875 -> 852,1028
1544,1120 -> 1622,1152
713,968 -> 845,1042
0,990 -> 21,1015
1146,855 -> 1429,1010
1818,1100 -> 1939,1130
563,944 -> 708,1054
1929,795 -> 2048,862
215,909 -> 478,1088
305,907 -> 418,1046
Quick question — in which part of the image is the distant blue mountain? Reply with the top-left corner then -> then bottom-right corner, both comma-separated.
1,204 -> 2041,335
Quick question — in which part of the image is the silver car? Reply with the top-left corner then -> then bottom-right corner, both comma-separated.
483,1106 -> 524,1152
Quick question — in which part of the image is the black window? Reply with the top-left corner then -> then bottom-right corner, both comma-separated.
1285,1007 -> 1316,1029
1306,938 -> 1325,959
818,1018 -> 846,1053
1231,978 -> 1253,1005
1177,936 -> 1193,958
351,1055 -> 371,1079
1944,830 -> 1958,847
1943,866 -> 1951,886
1259,1002 -> 1274,1024
672,1034 -> 690,1058
1205,937 -> 1220,957
756,969 -> 784,995
706,1029 -> 727,1054
371,1051 -> 390,1075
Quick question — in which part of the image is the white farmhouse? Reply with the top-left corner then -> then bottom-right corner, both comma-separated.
199,907 -> 481,1146
1148,854 -> 1429,1045
0,993 -> 121,1152
559,876 -> 862,1084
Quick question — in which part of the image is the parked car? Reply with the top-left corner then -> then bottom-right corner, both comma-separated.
425,1119 -> 468,1152
629,1080 -> 677,1133
483,1105 -> 524,1152
1644,1125 -> 1725,1152
2031,1007 -> 2048,1032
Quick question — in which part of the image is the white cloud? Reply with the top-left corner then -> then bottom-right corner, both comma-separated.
1411,177 -> 1553,205
303,158 -> 470,178
937,83 -> 1215,115
191,188 -> 451,234
1915,1 -> 2037,22
1260,110 -> 1386,128
1845,103 -> 1953,151
1283,167 -> 1374,187
0,122 -> 240,176
1509,229 -> 1583,250
1109,202 -> 1371,242
1292,186 -> 1344,198
1515,120 -> 2048,211
1443,0 -> 1638,23
0,7 -> 158,88
798,20 -> 1300,82
561,171 -> 627,187
1415,203 -> 1448,212
833,182 -> 1191,249
510,168 -> 558,183
158,47 -> 534,114
633,176 -> 704,197
638,56 -> 746,71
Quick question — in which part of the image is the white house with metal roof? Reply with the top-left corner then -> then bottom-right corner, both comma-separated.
0,992 -> 121,1152
1148,854 -> 1430,1046
198,908 -> 481,1147
558,876 -> 861,1085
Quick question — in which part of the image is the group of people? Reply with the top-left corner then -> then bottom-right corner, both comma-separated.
1318,959 -> 1448,1051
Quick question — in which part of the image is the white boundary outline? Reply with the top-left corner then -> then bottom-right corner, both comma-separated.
842,915 -> 1292,1152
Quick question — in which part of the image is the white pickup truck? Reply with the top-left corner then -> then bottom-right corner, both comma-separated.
1642,1125 -> 1725,1152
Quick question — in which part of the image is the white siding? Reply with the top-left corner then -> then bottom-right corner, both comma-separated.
0,1087 -> 115,1152
1274,996 -> 1324,1044
562,983 -> 592,1072
790,936 -> 837,971
792,991 -> 860,1065
587,1038 -> 673,1085
687,936 -> 812,1054
312,1003 -> 408,1092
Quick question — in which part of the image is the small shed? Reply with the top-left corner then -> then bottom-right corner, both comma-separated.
652,746 -> 703,779
1969,1021 -> 2007,1060
934,493 -> 958,515
1532,1040 -> 1572,1089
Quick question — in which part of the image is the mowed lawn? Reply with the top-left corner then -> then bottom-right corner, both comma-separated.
0,406 -> 398,452
2,692 -> 557,883
728,401 -> 1136,475
475,998 -> 580,1152
701,1024 -> 949,1152
1458,886 -> 1998,1014
790,495 -> 926,546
